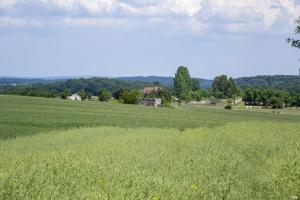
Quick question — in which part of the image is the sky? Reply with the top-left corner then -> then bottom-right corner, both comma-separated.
0,0 -> 300,79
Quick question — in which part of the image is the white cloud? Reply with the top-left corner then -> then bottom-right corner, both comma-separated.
0,0 -> 299,33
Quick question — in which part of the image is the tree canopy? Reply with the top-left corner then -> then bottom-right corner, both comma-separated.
212,75 -> 238,99
287,17 -> 300,49
174,66 -> 192,100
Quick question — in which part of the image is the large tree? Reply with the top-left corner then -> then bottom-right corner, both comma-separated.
174,66 -> 192,100
212,75 -> 237,99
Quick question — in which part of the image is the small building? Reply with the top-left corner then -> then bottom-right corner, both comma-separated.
67,93 -> 82,101
138,98 -> 161,107
143,87 -> 163,95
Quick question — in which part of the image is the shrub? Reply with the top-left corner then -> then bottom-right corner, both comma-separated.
224,104 -> 233,109
191,90 -> 202,101
112,89 -> 125,100
61,89 -> 70,99
121,90 -> 140,104
79,90 -> 91,100
98,89 -> 112,102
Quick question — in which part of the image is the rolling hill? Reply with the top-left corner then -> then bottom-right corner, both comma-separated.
235,75 -> 300,94
117,76 -> 213,88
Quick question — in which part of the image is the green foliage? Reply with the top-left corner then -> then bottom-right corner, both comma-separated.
112,88 -> 125,100
225,99 -> 233,109
243,86 -> 256,105
212,75 -> 238,99
191,90 -> 202,101
287,17 -> 300,49
0,77 -> 151,98
174,66 -> 192,100
79,90 -> 91,100
118,76 -> 213,88
291,94 -> 300,107
224,104 -> 232,109
227,78 -> 238,98
242,87 -> 298,108
235,75 -> 300,94
98,89 -> 112,102
269,96 -> 284,109
121,90 -> 140,104
0,122 -> 299,199
145,88 -> 172,107
61,89 -> 70,99
191,78 -> 201,91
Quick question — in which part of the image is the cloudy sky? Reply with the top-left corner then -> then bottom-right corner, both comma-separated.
0,0 -> 300,78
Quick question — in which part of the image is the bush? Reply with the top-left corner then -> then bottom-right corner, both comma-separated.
61,89 -> 70,99
269,96 -> 283,109
121,90 -> 140,104
79,90 -> 91,100
224,104 -> 233,109
191,90 -> 202,101
98,89 -> 111,102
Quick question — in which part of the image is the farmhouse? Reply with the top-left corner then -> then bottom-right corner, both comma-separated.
67,93 -> 82,101
138,98 -> 161,107
143,87 -> 163,95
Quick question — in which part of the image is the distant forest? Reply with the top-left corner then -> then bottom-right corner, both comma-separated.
0,78 -> 152,98
235,75 -> 300,94
0,75 -> 299,98
117,76 -> 213,88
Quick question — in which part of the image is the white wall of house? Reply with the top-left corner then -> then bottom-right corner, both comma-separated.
67,93 -> 82,101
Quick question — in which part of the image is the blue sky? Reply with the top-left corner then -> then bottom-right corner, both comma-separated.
0,0 -> 299,79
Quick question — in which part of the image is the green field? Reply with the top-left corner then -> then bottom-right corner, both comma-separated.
1,95 -> 300,139
0,95 -> 299,199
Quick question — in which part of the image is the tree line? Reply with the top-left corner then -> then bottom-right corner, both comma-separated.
173,66 -> 300,109
243,86 -> 300,108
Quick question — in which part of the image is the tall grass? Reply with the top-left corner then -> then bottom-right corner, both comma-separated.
0,122 -> 299,199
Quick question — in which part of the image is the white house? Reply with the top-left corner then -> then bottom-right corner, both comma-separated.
67,93 -> 82,101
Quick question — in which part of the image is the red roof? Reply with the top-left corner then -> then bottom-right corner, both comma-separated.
143,87 -> 162,94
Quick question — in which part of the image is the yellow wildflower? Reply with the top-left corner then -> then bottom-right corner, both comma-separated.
191,184 -> 198,191
97,178 -> 105,188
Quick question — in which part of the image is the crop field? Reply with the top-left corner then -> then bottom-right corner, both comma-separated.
0,95 -> 300,199
1,95 -> 300,139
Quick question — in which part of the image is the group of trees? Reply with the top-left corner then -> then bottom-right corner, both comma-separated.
173,67 -> 239,102
212,75 -> 238,99
243,86 -> 300,108
173,66 -> 300,109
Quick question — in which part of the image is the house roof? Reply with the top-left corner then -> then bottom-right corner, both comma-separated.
143,87 -> 162,94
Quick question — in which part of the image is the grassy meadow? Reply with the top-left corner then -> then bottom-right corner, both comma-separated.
1,95 -> 300,139
0,95 -> 300,199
